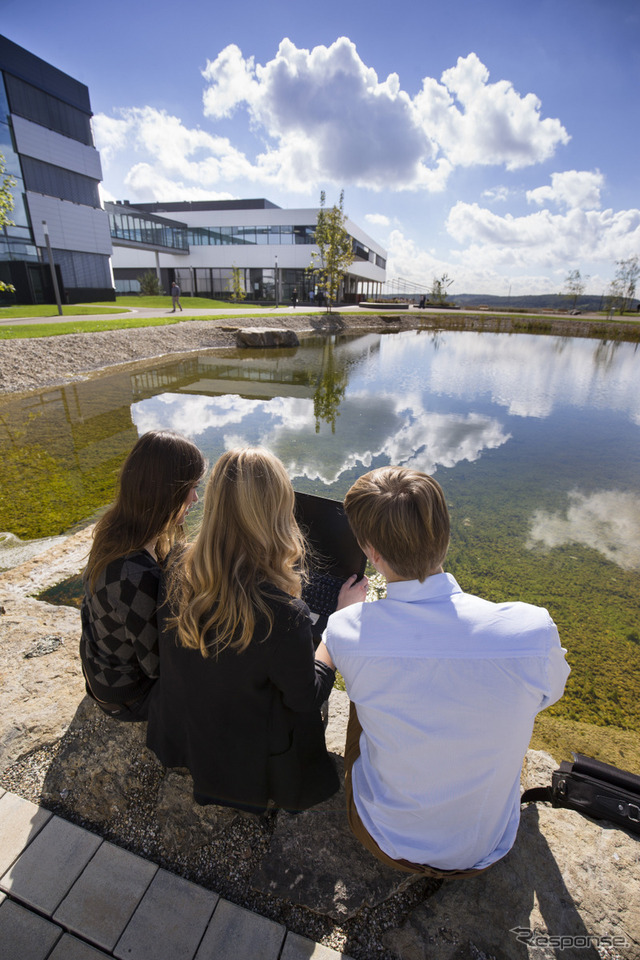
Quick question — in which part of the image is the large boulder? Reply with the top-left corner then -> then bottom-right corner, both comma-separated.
381,751 -> 640,960
0,528 -> 91,773
236,328 -> 300,348
250,752 -> 419,920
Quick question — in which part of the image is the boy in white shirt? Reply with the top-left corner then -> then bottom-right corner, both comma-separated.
316,466 -> 570,876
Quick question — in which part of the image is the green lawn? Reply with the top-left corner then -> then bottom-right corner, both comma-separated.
0,314 -> 250,339
107,295 -> 242,310
0,304 -> 126,319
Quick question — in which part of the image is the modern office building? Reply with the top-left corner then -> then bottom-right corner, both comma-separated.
0,35 -> 113,304
108,198 -> 387,303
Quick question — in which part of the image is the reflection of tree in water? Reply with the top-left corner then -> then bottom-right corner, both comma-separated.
313,337 -> 349,433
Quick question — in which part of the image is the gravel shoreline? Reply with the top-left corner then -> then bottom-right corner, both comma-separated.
0,313 -> 398,397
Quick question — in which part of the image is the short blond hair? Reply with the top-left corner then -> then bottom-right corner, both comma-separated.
344,467 -> 450,581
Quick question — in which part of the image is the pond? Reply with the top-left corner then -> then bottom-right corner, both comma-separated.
1,329 -> 639,734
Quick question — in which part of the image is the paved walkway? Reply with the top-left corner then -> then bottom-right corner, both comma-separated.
0,789 -> 352,960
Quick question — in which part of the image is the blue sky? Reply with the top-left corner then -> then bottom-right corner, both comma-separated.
3,0 -> 639,296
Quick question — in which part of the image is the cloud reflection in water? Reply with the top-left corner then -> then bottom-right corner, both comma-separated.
527,490 -> 640,571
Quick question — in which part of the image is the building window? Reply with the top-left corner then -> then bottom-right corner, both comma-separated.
21,156 -> 100,207
4,74 -> 93,146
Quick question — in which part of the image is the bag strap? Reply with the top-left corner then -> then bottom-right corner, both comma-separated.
521,786 -> 553,804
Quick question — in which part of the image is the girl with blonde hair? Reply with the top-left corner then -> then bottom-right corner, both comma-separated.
146,447 -> 341,813
80,430 -> 206,721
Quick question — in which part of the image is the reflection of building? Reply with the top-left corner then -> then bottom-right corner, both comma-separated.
108,199 -> 387,303
0,334 -> 382,538
0,36 -> 112,304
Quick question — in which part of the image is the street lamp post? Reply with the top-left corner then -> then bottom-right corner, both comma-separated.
42,221 -> 63,316
275,256 -> 279,307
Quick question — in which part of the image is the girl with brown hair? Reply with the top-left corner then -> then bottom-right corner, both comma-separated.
80,430 -> 206,721
147,447 -> 344,813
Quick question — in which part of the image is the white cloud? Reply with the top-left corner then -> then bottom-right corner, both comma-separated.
365,213 -> 391,226
527,170 -> 604,210
96,40 -> 569,199
482,186 -> 510,203
201,44 -> 258,119
527,490 -> 640,572
93,105 -> 262,200
414,53 -> 570,171
445,200 -> 640,269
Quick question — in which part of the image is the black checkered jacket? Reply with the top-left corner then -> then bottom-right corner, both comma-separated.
80,550 -> 161,704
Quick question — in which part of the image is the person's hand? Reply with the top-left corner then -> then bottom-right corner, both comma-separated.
336,573 -> 368,610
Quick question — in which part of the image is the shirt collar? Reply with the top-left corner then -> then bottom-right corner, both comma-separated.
386,572 -> 462,602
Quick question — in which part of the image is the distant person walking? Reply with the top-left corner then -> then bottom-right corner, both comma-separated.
291,287 -> 298,309
171,282 -> 182,313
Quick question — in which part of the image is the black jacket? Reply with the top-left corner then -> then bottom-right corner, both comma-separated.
146,585 -> 338,813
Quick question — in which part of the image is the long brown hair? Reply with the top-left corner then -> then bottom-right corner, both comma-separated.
167,447 -> 305,657
85,430 -> 206,590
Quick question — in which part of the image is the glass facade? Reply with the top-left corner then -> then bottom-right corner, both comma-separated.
174,265 -> 315,303
0,72 -> 37,263
21,155 -> 101,207
108,206 -> 189,251
186,223 -> 316,246
3,73 -> 93,145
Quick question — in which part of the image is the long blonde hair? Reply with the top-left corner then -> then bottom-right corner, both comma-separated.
168,447 -> 305,657
85,430 -> 206,590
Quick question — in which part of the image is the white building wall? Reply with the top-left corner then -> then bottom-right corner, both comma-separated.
111,205 -> 386,284
12,115 -> 103,179
28,193 -> 112,255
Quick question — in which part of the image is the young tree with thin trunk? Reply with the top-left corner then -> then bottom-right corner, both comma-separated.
607,256 -> 639,315
563,269 -> 587,310
0,153 -> 16,295
309,190 -> 355,314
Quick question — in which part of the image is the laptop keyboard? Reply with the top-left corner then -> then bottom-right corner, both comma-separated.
302,572 -> 345,617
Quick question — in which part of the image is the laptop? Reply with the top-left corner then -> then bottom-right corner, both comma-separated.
294,491 -> 367,618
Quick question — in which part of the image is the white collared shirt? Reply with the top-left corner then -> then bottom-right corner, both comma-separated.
324,573 -> 570,870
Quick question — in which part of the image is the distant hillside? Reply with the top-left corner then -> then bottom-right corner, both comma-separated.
453,293 -> 638,313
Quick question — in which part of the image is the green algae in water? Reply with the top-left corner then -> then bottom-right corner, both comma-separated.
3,330 -> 640,742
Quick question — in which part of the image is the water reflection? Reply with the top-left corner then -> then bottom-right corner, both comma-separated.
2,328 -> 640,731
1,330 -> 639,551
527,489 -> 640,572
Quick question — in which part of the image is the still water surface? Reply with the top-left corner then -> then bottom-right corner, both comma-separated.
1,329 -> 639,728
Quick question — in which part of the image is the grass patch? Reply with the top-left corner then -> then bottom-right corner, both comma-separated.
0,304 -> 126,319
0,315 -> 202,339
108,295 -> 244,310
532,713 -> 640,772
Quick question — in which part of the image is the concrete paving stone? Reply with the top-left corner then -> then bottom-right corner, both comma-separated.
0,792 -> 52,875
54,840 -> 158,950
49,932 -> 114,959
114,868 -> 218,960
0,814 -> 102,915
195,898 -> 286,960
0,898 -> 62,960
281,932 -> 355,960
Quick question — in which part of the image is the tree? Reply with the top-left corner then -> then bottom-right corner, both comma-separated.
430,273 -> 453,305
313,338 -> 348,433
0,153 -> 16,296
607,256 -> 639,315
563,269 -> 587,310
137,270 -> 163,296
229,265 -> 246,302
308,190 -> 355,313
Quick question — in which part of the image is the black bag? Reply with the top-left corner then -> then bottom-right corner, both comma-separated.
521,753 -> 640,837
